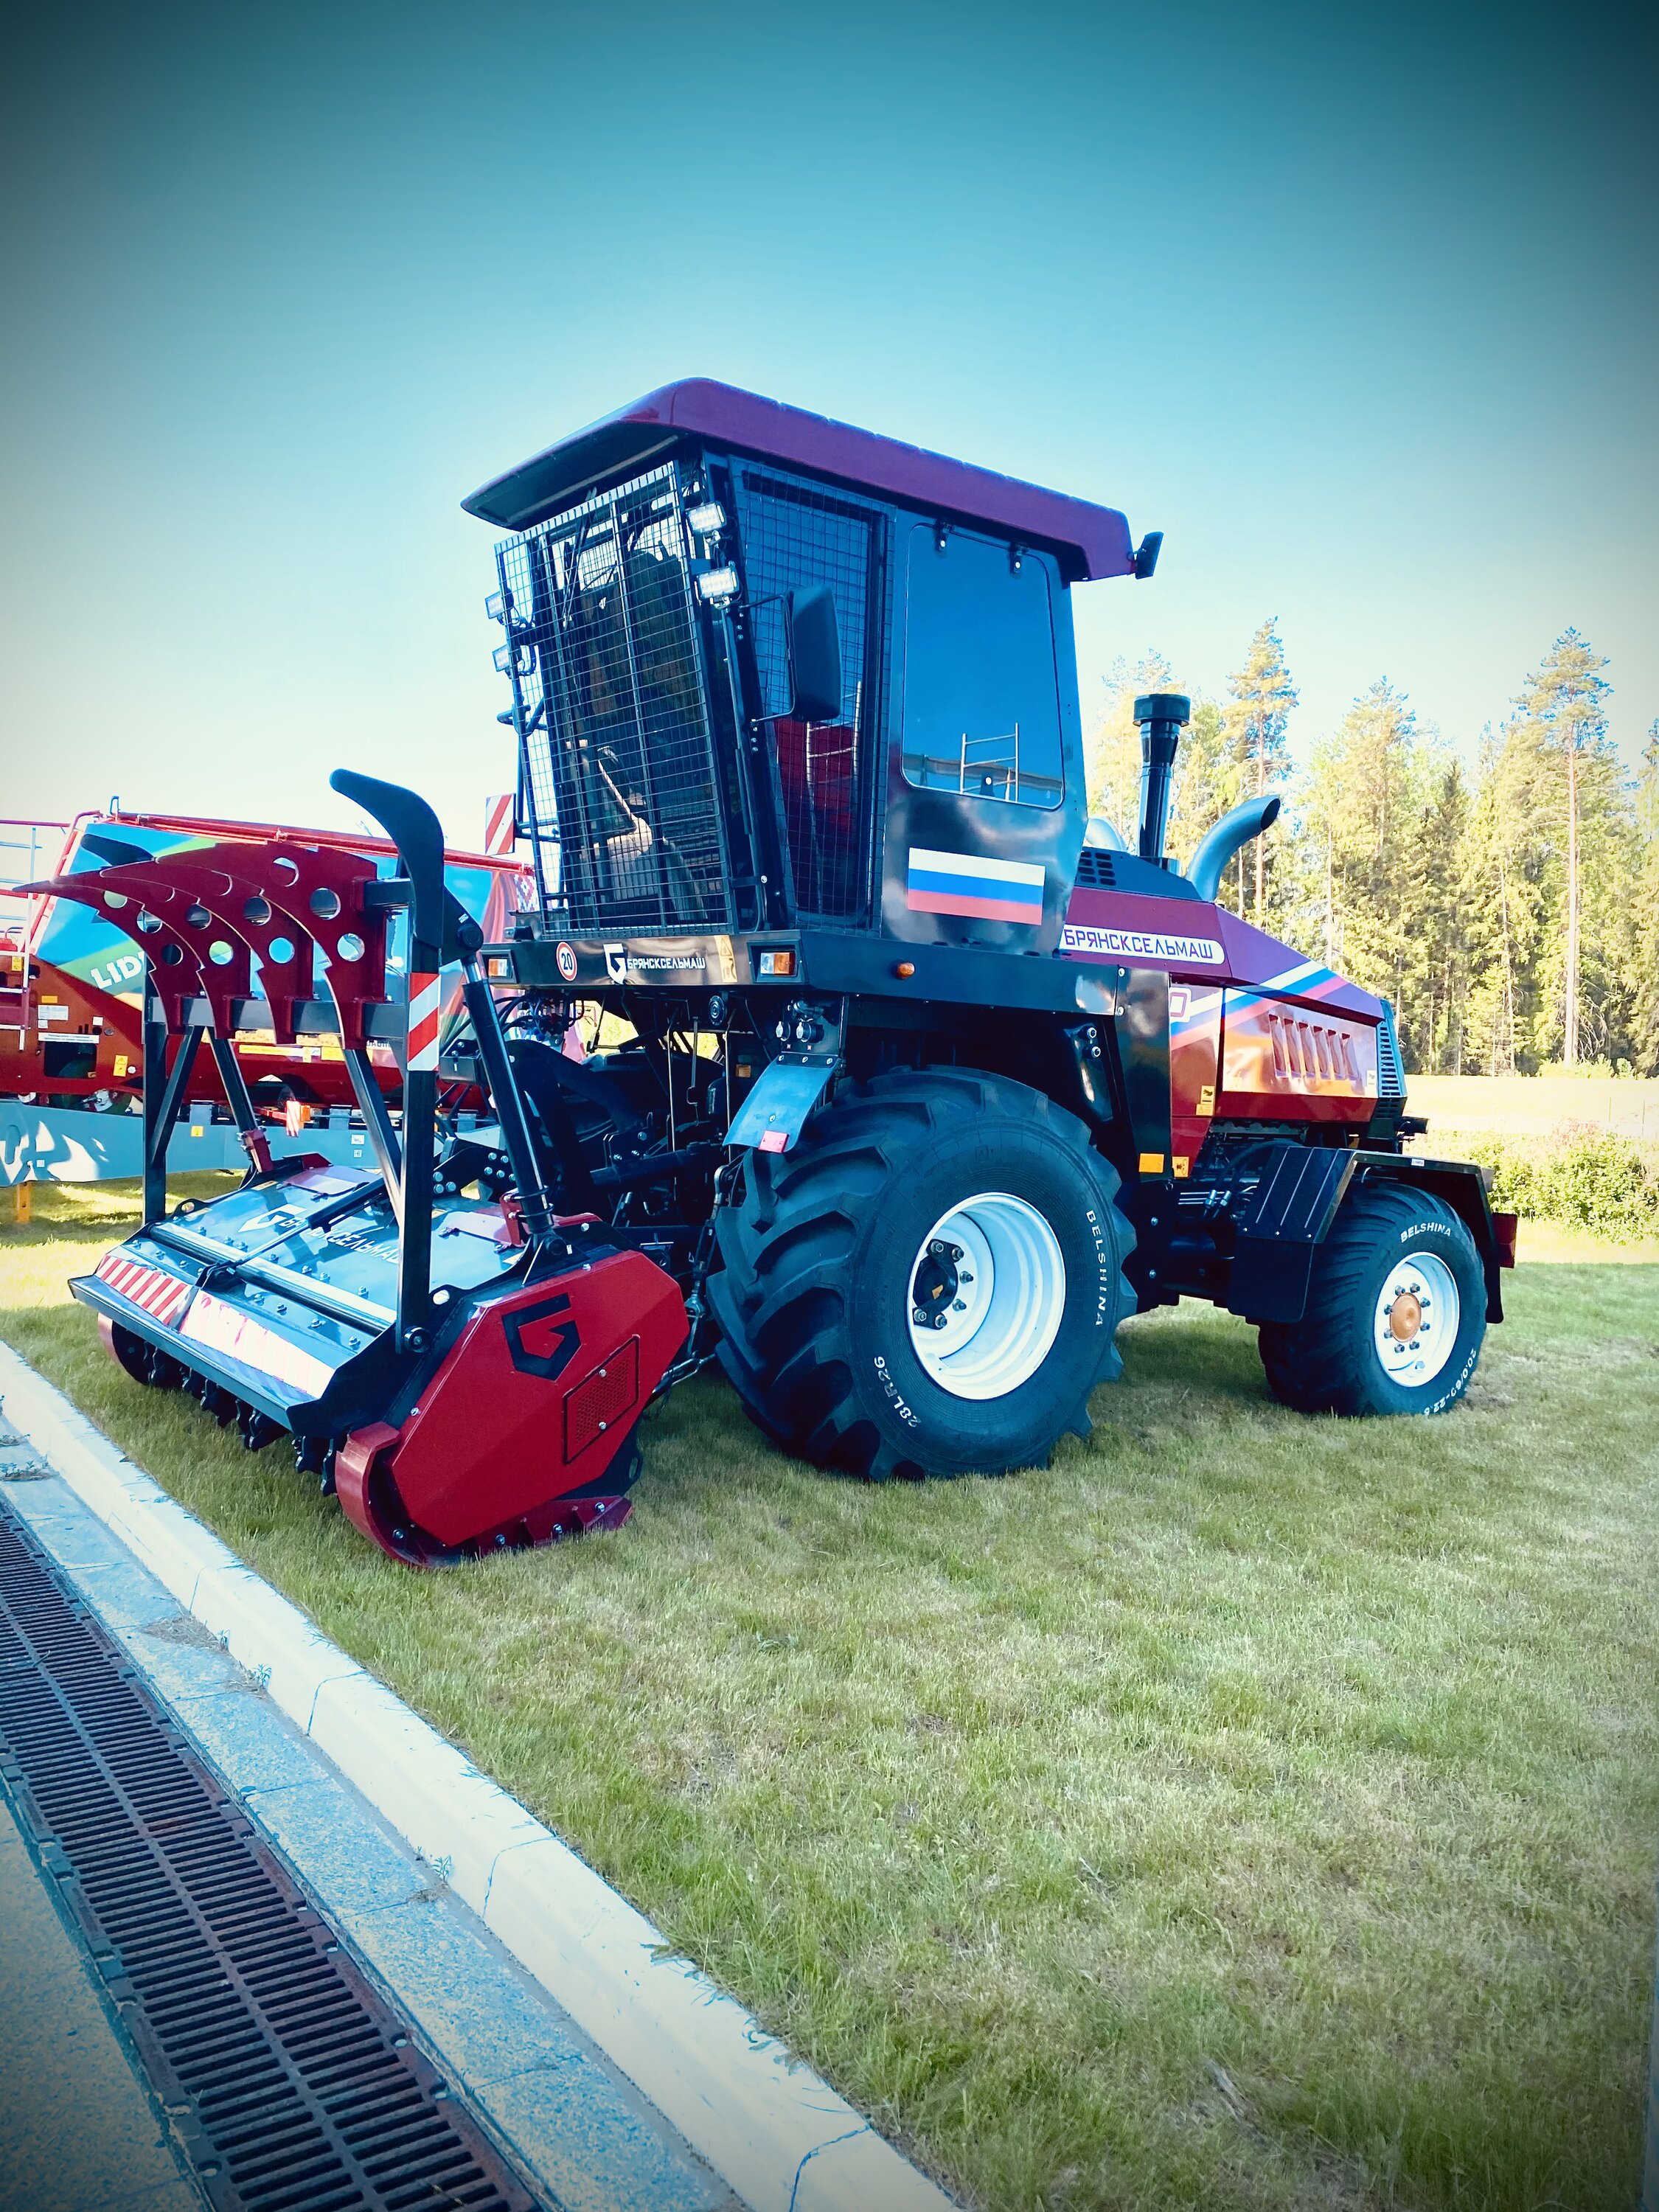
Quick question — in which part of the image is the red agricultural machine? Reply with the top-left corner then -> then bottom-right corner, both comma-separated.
1,810 -> 525,1126
35,381 -> 1516,1565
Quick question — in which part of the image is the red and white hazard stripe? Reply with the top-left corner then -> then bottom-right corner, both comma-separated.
484,793 -> 517,855
95,1252 -> 191,1327
407,970 -> 442,1072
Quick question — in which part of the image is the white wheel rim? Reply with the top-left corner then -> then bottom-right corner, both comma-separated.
1371,1247 -> 1459,1388
906,1191 -> 1066,1401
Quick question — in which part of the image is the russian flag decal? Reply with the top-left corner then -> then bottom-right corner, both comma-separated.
906,847 -> 1046,925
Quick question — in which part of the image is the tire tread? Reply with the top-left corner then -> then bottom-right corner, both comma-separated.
714,1068 -> 1135,1478
1257,1181 -> 1484,1416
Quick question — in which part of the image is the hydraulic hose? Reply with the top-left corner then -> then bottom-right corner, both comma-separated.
460,957 -> 557,1241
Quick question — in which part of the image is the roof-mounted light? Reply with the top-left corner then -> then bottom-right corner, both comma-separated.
686,501 -> 726,538
695,566 -> 740,606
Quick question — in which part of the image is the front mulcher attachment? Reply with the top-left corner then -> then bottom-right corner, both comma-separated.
56,772 -> 689,1566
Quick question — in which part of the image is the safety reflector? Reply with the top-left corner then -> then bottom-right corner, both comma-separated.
179,1290 -> 337,1399
484,790 -> 516,854
94,1252 -> 191,1327
407,970 -> 441,1071
564,1339 -> 640,1458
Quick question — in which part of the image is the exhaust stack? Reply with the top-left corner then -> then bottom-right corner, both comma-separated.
1134,692 -> 1190,866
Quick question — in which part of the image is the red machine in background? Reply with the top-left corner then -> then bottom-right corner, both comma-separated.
1,809 -> 528,1128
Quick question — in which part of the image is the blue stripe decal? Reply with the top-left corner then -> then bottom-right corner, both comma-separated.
908,867 -> 1041,907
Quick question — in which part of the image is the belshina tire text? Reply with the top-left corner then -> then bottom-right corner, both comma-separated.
1256,1181 -> 1487,1416
708,1068 -> 1138,1481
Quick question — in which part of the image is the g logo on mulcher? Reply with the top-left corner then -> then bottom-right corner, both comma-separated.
504,1293 -> 580,1380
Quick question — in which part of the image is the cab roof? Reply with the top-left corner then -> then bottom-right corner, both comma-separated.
461,378 -> 1135,582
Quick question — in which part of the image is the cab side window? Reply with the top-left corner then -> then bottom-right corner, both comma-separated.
901,526 -> 1062,808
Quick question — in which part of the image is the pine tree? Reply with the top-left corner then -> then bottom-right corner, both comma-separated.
1300,681 -> 1430,1048
1410,759 -> 1470,1071
1461,725 -> 1537,1073
1167,698 -> 1239,881
1510,633 -> 1615,1062
1459,636 -> 1636,1070
1222,620 -> 1298,928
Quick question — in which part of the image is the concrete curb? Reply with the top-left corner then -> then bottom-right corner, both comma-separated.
0,1340 -> 955,2212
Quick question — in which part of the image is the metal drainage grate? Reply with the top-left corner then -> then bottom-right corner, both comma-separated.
0,1498 -> 539,2212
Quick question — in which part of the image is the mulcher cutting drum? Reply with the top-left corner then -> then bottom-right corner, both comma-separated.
84,1166 -> 685,1563
49,771 -> 690,1568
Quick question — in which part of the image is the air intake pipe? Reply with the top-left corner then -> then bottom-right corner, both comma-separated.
1134,692 -> 1189,863
1186,793 -> 1283,902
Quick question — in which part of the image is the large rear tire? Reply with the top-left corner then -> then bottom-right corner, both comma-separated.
1256,1182 -> 1486,1416
709,1069 -> 1137,1479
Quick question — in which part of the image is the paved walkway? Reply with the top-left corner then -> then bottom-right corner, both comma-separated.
0,1463 -> 735,2212
0,1788 -> 201,2211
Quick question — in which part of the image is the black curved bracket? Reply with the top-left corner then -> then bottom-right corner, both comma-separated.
329,770 -> 481,964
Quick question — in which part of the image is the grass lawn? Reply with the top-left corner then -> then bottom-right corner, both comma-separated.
1,1178 -> 1655,2211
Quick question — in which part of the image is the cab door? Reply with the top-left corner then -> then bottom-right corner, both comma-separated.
881,522 -> 1084,952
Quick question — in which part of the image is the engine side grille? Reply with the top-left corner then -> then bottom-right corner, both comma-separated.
0,1499 -> 536,2212
1376,1002 -> 1407,1098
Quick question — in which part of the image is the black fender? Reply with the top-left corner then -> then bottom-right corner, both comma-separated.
1224,1144 -> 1504,1326
1355,1153 -> 1505,1324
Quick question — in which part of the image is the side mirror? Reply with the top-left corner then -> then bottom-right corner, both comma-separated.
785,585 -> 842,723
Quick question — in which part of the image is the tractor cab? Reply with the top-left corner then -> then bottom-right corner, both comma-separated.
463,379 -> 1156,984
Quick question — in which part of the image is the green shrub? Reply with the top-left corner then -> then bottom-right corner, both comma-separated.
1462,1127 -> 1659,1242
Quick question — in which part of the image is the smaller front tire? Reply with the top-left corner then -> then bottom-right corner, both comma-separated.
1257,1183 -> 1486,1416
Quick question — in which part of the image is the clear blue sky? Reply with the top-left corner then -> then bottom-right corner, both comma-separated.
2,0 -> 1653,846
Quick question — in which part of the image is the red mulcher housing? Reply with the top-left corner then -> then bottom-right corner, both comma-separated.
34,383 -> 1517,1564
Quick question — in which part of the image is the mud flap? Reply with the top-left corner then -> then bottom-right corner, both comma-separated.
726,1051 -> 840,1154
1226,1144 -> 1356,1323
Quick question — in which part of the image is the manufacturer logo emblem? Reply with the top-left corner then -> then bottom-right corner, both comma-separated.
603,942 -> 628,982
554,941 -> 579,983
504,1293 -> 580,1381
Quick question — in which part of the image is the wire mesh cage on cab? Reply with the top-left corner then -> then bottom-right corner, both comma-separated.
495,462 -> 731,937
